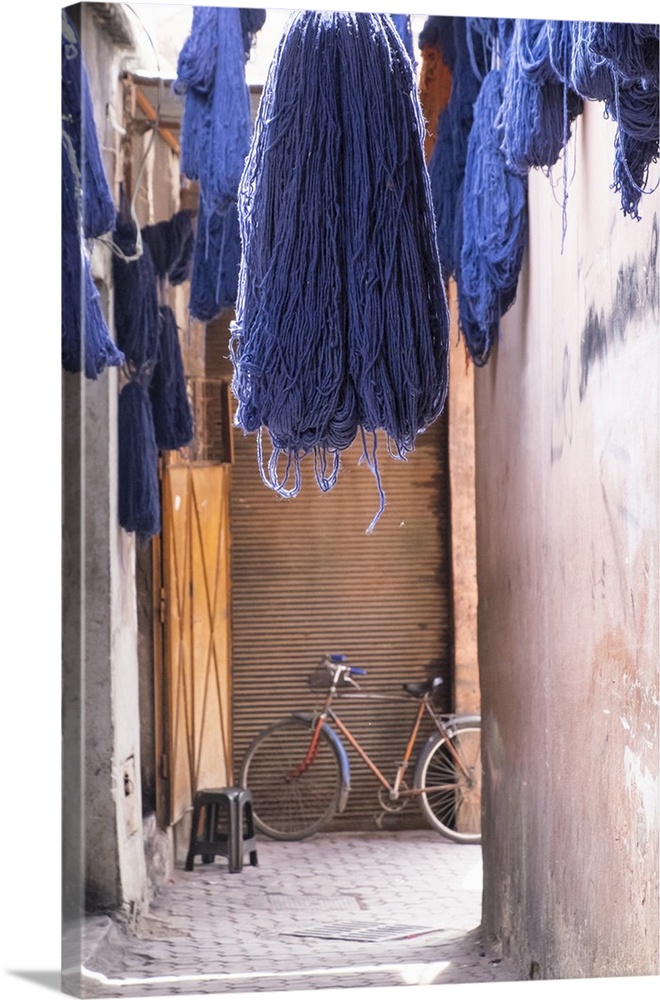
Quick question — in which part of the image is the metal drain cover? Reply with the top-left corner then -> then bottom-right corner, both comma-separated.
284,920 -> 443,942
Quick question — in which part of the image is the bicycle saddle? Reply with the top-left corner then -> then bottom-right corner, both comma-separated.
402,677 -> 444,698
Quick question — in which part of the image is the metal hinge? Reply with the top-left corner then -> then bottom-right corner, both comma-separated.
161,753 -> 169,779
159,588 -> 167,623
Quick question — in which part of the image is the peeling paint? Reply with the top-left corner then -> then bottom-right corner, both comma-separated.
624,747 -> 659,833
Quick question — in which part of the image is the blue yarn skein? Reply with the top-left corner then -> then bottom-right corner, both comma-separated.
231,11 -> 449,525
149,306 -> 194,452
232,11 -> 357,472
427,18 -> 490,280
61,139 -> 124,379
598,25 -> 659,220
141,211 -> 195,288
112,196 -> 162,539
459,68 -> 528,366
112,238 -> 160,371
498,19 -> 583,174
173,6 -> 219,180
175,6 -> 258,320
419,16 -> 457,70
118,379 -> 161,540
203,7 -> 252,213
340,14 -> 449,450
174,6 -> 251,212
61,11 -> 116,239
240,8 -> 267,59
189,198 -> 242,321
391,14 -> 416,67
61,12 -> 124,379
559,21 -> 658,219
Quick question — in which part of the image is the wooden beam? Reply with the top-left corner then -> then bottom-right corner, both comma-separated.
134,86 -> 180,157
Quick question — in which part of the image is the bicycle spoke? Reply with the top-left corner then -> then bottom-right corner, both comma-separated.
415,724 -> 482,843
240,717 -> 342,840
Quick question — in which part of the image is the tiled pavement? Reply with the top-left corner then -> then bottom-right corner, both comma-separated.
63,830 -> 524,998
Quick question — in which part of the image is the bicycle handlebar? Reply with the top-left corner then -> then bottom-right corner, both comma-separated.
326,654 -> 367,677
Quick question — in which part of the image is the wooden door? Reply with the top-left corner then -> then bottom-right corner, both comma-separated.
158,461 -> 232,826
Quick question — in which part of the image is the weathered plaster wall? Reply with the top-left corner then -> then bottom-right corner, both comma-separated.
62,4 -> 148,926
475,100 -> 659,978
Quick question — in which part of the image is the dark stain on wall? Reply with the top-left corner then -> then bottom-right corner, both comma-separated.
579,306 -> 608,400
579,213 -> 658,402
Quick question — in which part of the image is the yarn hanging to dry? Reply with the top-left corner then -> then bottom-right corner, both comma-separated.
230,11 -> 449,530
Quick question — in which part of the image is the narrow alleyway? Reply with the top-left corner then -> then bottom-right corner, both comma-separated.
63,830 -> 523,996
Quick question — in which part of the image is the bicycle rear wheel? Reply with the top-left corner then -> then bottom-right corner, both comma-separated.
414,722 -> 482,844
239,716 -> 343,840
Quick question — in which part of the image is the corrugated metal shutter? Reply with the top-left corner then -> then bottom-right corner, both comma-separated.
229,413 -> 454,833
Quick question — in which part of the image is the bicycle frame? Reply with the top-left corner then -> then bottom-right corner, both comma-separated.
300,662 -> 475,802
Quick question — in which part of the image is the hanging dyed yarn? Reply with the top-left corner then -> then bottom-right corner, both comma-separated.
427,18 -> 490,280
118,379 -> 161,540
391,14 -> 416,67
61,12 -> 124,379
567,20 -> 614,103
174,6 -> 250,201
567,21 -> 659,219
141,210 -> 195,289
419,15 -> 457,72
112,188 -> 162,540
231,11 -> 449,528
113,239 -> 160,371
459,68 -> 528,365
174,7 -> 264,321
141,215 -> 196,450
498,20 -> 583,175
189,198 -> 242,321
150,306 -> 194,451
61,12 -> 116,239
417,16 -> 454,163
240,8 -> 267,57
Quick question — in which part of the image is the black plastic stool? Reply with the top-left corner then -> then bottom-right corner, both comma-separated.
185,787 -> 258,873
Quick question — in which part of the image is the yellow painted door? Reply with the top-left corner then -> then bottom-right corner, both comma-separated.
160,461 -> 232,826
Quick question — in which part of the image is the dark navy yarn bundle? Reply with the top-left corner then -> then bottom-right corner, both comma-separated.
189,197 -> 242,321
497,20 -> 658,221
175,6 -> 264,321
427,18 -> 490,280
118,379 -> 161,540
498,19 -> 583,175
113,192 -> 194,539
113,246 -> 160,372
150,306 -> 194,452
422,16 -> 657,371
61,12 -> 124,380
391,14 -> 415,65
240,7 -> 267,56
566,22 -> 659,219
174,6 -> 251,207
418,15 -> 457,71
112,190 -> 161,540
61,12 -> 116,239
231,11 -> 449,528
459,68 -> 528,366
141,211 -> 195,289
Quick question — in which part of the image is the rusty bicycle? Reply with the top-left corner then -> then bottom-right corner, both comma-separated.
239,653 -> 482,843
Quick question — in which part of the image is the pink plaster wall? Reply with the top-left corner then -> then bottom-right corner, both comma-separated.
475,100 -> 659,978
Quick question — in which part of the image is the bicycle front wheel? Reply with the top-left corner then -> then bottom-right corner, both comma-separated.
414,722 -> 482,844
239,716 -> 343,841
